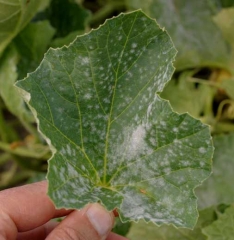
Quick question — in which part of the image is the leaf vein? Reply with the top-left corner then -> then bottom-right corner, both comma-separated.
103,11 -> 139,184
109,127 -> 208,184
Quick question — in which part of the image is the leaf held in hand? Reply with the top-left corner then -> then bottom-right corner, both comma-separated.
127,207 -> 216,240
16,10 -> 213,228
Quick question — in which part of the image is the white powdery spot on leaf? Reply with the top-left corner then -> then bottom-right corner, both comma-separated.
128,125 -> 146,157
199,147 -> 206,154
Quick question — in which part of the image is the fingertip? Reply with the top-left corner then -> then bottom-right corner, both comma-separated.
47,203 -> 115,240
86,203 -> 115,238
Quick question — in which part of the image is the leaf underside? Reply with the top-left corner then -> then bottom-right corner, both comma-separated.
16,10 -> 213,228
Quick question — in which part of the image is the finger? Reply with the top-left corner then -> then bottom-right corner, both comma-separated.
107,232 -> 129,240
0,181 -> 72,237
17,221 -> 59,240
47,203 -> 115,240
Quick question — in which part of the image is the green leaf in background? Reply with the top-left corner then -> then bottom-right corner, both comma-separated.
0,20 -> 54,130
50,31 -> 81,49
213,7 -> 234,73
196,133 -> 234,209
46,0 -> 90,38
161,70 -> 215,119
14,20 -> 55,79
27,172 -> 46,183
215,0 -> 234,8
0,0 -> 50,56
127,207 -> 216,240
112,218 -> 131,237
220,78 -> 234,100
202,205 -> 234,239
127,0 -> 230,70
0,46 -> 32,123
17,10 -> 213,228
214,8 -> 234,48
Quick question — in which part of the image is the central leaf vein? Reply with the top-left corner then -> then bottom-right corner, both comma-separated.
103,12 -> 139,184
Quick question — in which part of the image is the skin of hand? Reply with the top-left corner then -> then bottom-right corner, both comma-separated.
0,181 -> 129,240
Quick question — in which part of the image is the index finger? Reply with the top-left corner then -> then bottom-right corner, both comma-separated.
0,181 -> 71,233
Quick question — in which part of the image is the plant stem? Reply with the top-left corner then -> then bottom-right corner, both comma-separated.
9,171 -> 34,185
213,122 -> 234,133
215,99 -> 234,122
0,108 -> 8,142
0,141 -> 50,159
188,77 -> 220,88
19,117 -> 40,140
0,162 -> 17,188
0,153 -> 10,166
0,170 -> 34,190
0,106 -> 20,142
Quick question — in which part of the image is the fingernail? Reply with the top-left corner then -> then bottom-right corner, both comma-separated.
86,203 -> 113,238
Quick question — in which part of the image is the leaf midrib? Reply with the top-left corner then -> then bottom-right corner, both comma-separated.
102,12 -> 139,184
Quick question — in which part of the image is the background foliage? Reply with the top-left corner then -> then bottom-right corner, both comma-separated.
0,0 -> 234,238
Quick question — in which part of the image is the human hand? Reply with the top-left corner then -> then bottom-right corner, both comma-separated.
0,181 -> 129,240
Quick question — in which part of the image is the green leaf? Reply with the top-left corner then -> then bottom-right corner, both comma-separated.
215,0 -> 234,8
127,207 -> 216,240
46,0 -> 90,38
214,8 -> 234,48
27,172 -> 46,183
50,31 -> 81,49
196,133 -> 234,209
0,46 -> 32,123
126,0 -> 230,70
220,79 -> 234,100
16,10 -> 213,228
112,218 -> 131,237
0,0 -> 49,56
161,70 -> 215,119
213,7 -> 234,73
0,20 -> 54,128
202,205 -> 234,239
74,0 -> 83,4
37,0 -> 51,11
14,20 -> 55,79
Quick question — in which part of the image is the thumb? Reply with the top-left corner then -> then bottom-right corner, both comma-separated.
46,203 -> 115,240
